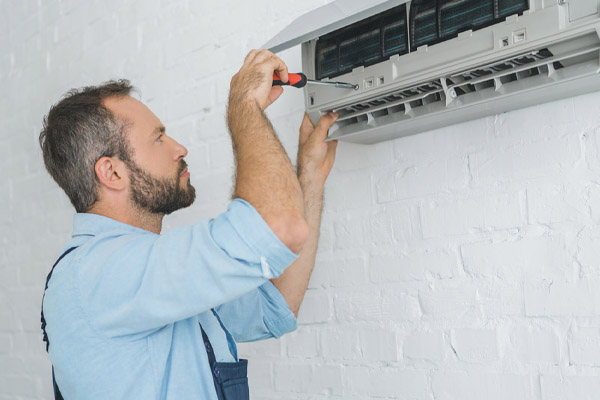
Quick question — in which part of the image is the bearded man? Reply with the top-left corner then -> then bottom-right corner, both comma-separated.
39,50 -> 337,399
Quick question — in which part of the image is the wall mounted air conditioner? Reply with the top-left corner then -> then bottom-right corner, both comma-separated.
263,0 -> 600,144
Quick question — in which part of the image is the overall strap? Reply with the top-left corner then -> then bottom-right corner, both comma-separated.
41,246 -> 78,400
200,324 -> 217,366
200,323 -> 221,398
41,247 -> 78,351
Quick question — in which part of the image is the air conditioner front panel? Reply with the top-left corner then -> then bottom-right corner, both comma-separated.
324,58 -> 600,144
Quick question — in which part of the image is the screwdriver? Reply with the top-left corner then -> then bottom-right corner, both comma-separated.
273,72 -> 359,90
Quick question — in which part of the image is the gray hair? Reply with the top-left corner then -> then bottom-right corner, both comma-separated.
39,80 -> 135,212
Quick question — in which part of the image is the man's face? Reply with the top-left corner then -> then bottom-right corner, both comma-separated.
126,155 -> 196,215
104,96 -> 196,215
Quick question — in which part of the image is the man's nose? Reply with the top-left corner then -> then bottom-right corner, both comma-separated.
171,137 -> 188,160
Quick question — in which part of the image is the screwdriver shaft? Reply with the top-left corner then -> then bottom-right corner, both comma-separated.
306,79 -> 359,90
273,72 -> 358,90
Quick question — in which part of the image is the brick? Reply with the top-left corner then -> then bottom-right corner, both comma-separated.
246,359 -> 274,395
450,328 -> 498,363
0,334 -> 11,355
469,134 -> 581,185
318,328 -> 361,360
166,84 -> 215,121
358,329 -> 398,362
274,363 -> 343,395
576,226 -> 600,277
527,184 -> 592,225
273,363 -> 311,393
345,366 -> 431,399
370,248 -> 456,283
510,326 -> 561,365
476,281 -> 525,317
421,191 -> 523,238
568,327 -> 600,367
192,112 -> 228,142
404,330 -> 446,361
325,170 -> 373,210
309,252 -> 367,289
419,283 -> 479,319
381,287 -> 422,322
237,337 -> 281,358
334,288 -> 382,323
285,329 -> 319,358
524,278 -> 600,317
432,371 -> 536,400
461,235 -> 572,281
334,140 -> 393,172
333,206 -> 419,251
389,203 -> 421,242
541,374 -> 600,400
297,290 -> 330,324
374,157 -> 468,202
207,139 -> 233,170
394,117 -> 491,160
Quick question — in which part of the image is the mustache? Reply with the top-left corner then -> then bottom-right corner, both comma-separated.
177,160 -> 188,175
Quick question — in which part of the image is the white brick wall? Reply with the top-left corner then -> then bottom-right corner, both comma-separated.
2,0 -> 600,398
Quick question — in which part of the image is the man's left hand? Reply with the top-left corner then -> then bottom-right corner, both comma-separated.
297,112 -> 338,187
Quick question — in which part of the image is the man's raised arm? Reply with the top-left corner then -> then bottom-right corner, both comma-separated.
227,50 -> 308,254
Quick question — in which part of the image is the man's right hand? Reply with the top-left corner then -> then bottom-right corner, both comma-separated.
228,49 -> 288,112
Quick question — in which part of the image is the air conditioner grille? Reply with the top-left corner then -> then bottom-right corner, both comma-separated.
332,47 -> 574,129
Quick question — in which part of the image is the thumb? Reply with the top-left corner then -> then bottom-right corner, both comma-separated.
264,86 -> 283,108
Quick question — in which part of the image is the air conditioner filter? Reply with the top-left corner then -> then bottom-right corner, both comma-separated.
411,0 -> 529,49
315,4 -> 408,80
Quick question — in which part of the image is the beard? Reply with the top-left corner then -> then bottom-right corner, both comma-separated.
127,159 -> 196,215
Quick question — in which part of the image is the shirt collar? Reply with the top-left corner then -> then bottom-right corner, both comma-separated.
72,213 -> 154,237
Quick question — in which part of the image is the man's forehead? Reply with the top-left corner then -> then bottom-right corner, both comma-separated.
103,96 -> 161,128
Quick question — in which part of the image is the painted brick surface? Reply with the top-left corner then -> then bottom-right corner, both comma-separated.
2,0 -> 600,398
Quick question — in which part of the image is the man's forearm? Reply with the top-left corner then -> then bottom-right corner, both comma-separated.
228,101 -> 304,220
270,176 -> 325,317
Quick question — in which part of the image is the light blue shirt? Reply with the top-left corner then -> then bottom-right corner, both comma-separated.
43,199 -> 298,399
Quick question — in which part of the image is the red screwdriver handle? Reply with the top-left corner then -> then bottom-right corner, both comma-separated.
273,72 -> 307,88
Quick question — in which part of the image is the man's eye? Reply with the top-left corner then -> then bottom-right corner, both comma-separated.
156,134 -> 163,142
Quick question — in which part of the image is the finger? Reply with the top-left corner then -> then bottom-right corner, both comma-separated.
253,51 -> 288,83
299,113 -> 314,143
270,56 -> 288,84
326,139 -> 338,166
313,112 -> 338,141
265,86 -> 283,108
243,49 -> 259,65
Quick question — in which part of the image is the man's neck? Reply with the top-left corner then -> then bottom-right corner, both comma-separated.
88,202 -> 164,234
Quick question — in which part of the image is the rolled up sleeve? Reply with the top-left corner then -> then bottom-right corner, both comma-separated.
215,281 -> 297,342
210,199 -> 297,279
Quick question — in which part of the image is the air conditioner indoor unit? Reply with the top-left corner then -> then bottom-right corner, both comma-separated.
263,0 -> 600,144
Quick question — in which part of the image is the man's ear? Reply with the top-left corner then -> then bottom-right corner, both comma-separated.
95,157 -> 128,191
